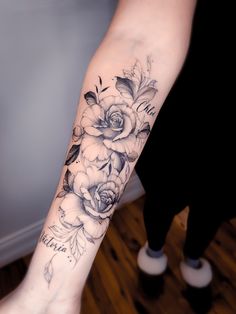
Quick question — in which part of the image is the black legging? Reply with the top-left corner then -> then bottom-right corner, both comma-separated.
139,186 -> 227,260
135,0 -> 236,260
136,108 -> 236,259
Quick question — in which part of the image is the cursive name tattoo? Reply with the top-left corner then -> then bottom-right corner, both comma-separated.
135,101 -> 156,116
39,231 -> 67,253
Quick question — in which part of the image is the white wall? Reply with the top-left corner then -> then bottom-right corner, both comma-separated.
0,0 -> 144,267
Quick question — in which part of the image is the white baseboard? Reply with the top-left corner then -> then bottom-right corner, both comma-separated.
0,172 -> 144,268
0,219 -> 44,268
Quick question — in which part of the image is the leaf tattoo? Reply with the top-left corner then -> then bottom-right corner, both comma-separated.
89,76 -> 110,101
115,77 -> 135,99
137,122 -> 151,139
63,169 -> 74,191
99,161 -> 109,171
56,190 -> 67,198
57,169 -> 74,198
49,221 -> 87,264
84,91 -> 97,105
99,75 -> 102,86
117,57 -> 158,105
44,254 -> 57,287
72,125 -> 83,142
101,86 -> 109,93
65,144 -> 81,165
134,86 -> 157,104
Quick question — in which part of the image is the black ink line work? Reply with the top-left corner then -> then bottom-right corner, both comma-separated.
43,57 -> 158,285
44,253 -> 57,287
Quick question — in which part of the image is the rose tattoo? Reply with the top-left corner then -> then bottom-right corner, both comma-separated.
44,58 -> 158,284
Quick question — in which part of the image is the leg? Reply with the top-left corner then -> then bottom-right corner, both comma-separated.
143,188 -> 188,252
135,72 -> 192,273
137,187 -> 189,275
184,202 -> 222,260
180,199 -> 221,288
136,127 -> 190,274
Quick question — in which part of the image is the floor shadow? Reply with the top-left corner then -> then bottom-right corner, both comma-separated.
182,285 -> 213,314
137,270 -> 165,299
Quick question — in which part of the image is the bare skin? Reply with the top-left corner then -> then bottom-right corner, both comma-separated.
0,1 -> 196,313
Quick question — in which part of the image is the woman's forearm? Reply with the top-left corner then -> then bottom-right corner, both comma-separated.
2,0 -> 196,312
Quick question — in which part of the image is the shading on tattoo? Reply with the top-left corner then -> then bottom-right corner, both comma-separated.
44,253 -> 57,287
43,57 -> 158,284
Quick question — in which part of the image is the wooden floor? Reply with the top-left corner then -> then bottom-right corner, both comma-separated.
0,196 -> 236,313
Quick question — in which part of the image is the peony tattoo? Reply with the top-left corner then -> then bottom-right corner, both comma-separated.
42,57 -> 158,285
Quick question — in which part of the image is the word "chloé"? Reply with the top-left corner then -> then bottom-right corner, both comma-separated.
135,101 -> 156,116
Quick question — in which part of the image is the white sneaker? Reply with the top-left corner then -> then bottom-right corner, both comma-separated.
137,242 -> 168,275
180,258 -> 213,288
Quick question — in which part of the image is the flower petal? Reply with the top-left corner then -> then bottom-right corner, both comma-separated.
103,134 -> 136,154
84,204 -> 114,220
98,181 -> 117,192
112,114 -> 133,141
74,165 -> 108,197
84,126 -> 103,137
60,193 -> 86,226
82,217 -> 109,239
100,95 -> 125,111
106,104 -> 122,115
73,172 -> 90,195
81,104 -> 104,128
115,104 -> 136,130
60,193 -> 81,211
81,135 -> 112,161
86,166 -> 107,186
70,229 -> 86,258
81,187 -> 93,201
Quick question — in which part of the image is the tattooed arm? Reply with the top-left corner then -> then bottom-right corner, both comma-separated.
0,0 -> 196,313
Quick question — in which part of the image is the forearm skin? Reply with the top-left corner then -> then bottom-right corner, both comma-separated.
17,0 -> 196,307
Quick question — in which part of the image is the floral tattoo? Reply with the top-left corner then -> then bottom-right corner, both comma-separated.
42,57 -> 158,285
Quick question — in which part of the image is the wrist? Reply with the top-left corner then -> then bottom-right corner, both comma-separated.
3,278 -> 82,314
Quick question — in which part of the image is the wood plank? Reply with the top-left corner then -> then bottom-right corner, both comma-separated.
1,196 -> 236,314
81,284 -> 100,314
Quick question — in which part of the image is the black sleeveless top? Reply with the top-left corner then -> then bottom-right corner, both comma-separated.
136,0 -> 235,218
